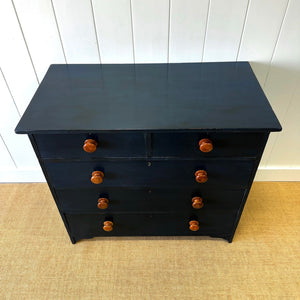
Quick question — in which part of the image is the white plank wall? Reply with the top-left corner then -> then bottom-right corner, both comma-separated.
0,136 -> 15,169
92,0 -> 134,63
0,69 -> 39,168
238,0 -> 289,86
0,0 -> 39,115
203,0 -> 249,61
169,0 -> 209,62
0,0 -> 299,182
258,0 -> 300,171
12,0 -> 66,81
51,0 -> 100,63
131,0 -> 169,63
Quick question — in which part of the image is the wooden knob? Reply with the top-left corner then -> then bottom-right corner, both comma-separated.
195,170 -> 208,183
83,139 -> 98,153
91,171 -> 104,184
97,197 -> 109,209
103,221 -> 113,232
199,139 -> 213,152
189,220 -> 199,231
192,196 -> 204,209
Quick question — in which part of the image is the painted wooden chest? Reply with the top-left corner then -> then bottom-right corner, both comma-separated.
15,62 -> 281,243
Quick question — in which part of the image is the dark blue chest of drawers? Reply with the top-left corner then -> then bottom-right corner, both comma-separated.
15,62 -> 281,243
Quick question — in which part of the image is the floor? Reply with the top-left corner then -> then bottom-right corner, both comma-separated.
0,182 -> 299,299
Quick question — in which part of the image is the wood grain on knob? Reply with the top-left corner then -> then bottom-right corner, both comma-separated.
199,138 -> 213,153
91,171 -> 104,184
97,197 -> 109,209
189,220 -> 199,231
192,196 -> 204,209
83,139 -> 98,153
103,221 -> 113,232
195,170 -> 208,183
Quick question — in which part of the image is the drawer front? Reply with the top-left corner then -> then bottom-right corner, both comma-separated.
66,212 -> 238,240
57,187 -> 245,213
45,160 -> 254,189
35,133 -> 145,159
152,132 -> 265,157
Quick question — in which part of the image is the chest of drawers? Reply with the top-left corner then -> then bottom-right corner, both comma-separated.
15,62 -> 281,243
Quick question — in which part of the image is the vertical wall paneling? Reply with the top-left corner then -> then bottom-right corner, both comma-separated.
0,136 -> 15,169
51,0 -> 100,63
238,0 -> 289,86
203,0 -> 249,61
260,0 -> 300,168
0,0 -> 38,114
268,84 -> 300,167
131,0 -> 169,63
12,0 -> 66,81
0,70 -> 39,168
92,0 -> 134,63
169,0 -> 209,62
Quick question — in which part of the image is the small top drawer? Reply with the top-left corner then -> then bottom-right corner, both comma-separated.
152,132 -> 266,158
34,133 -> 145,159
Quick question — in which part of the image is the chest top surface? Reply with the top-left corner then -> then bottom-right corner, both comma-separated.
15,62 -> 281,134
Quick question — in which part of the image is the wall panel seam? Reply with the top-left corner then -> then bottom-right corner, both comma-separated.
265,81 -> 298,167
262,0 -> 291,168
201,0 -> 211,62
10,0 -> 40,84
167,0 -> 171,63
90,0 -> 102,63
0,68 -> 20,117
50,0 -> 67,64
236,0 -> 251,61
0,135 -> 17,168
263,0 -> 290,88
129,0 -> 136,63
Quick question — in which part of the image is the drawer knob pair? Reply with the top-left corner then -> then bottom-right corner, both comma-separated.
189,220 -> 199,231
97,197 -> 109,209
103,221 -> 113,232
91,171 -> 104,184
83,139 -> 98,153
199,138 -> 213,153
102,221 -> 198,232
195,170 -> 208,183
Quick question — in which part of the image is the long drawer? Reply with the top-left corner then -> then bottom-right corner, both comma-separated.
66,212 -> 238,240
57,187 -> 245,213
45,160 -> 254,189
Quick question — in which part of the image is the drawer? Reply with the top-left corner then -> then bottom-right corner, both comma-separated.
66,212 -> 238,240
57,187 -> 245,213
34,133 -> 145,159
45,160 -> 254,189
152,132 -> 266,157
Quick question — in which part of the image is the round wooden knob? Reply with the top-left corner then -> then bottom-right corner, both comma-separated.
195,170 -> 208,183
83,139 -> 98,153
97,197 -> 109,209
91,171 -> 104,184
103,221 -> 113,232
192,196 -> 204,209
189,220 -> 199,231
199,138 -> 213,152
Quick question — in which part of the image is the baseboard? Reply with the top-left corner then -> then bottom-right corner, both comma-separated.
0,168 -> 45,182
255,168 -> 300,181
0,167 -> 299,183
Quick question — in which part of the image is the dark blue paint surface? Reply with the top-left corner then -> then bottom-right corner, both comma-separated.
15,62 -> 281,133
